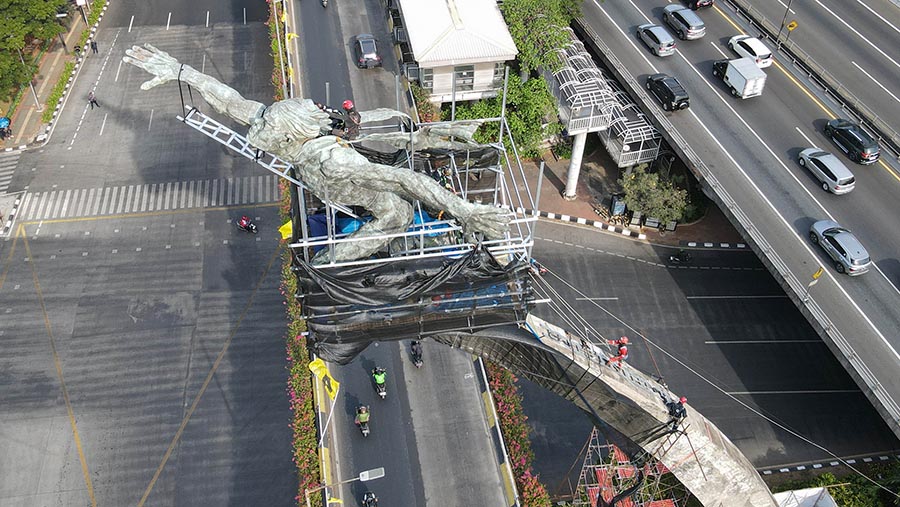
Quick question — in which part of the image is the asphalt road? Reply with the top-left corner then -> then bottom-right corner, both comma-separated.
746,0 -> 900,138
526,221 -> 899,474
0,0 -> 298,505
583,0 -> 900,437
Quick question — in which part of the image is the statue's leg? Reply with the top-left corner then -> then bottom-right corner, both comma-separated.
312,193 -> 413,264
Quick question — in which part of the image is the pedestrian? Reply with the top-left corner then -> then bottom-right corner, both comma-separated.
91,41 -> 98,54
88,91 -> 100,110
666,396 -> 688,430
605,336 -> 629,367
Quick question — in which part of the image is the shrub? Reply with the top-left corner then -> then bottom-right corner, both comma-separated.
42,61 -> 75,123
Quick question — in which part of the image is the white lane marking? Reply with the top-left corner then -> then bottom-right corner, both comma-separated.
99,113 -> 108,136
813,0 -> 900,71
592,0 -> 900,367
148,109 -> 154,130
686,295 -> 789,299
727,390 -> 860,395
166,12 -> 172,30
243,8 -> 247,25
114,59 -> 123,82
775,0 -> 796,15
206,11 -> 210,28
854,0 -> 900,36
851,61 -> 900,104
201,54 -> 206,74
794,127 -> 816,147
575,297 -> 620,301
128,15 -> 134,33
705,340 -> 822,344
709,41 -> 729,59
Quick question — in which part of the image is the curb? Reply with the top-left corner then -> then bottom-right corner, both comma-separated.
474,357 -> 520,507
519,208 -> 647,240
2,2 -> 110,154
760,453 -> 896,476
1,193 -> 23,237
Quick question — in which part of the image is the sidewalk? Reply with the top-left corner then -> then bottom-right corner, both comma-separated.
1,16 -> 87,152
520,140 -> 746,248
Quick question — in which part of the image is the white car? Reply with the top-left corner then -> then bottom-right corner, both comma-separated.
727,35 -> 772,68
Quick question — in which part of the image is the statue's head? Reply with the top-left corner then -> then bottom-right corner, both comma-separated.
248,98 -> 331,155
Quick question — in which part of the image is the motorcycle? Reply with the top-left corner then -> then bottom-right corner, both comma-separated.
372,367 -> 387,399
668,250 -> 692,265
237,217 -> 258,234
411,341 -> 423,368
355,406 -> 370,437
362,492 -> 378,507
321,0 -> 327,7
529,258 -> 548,276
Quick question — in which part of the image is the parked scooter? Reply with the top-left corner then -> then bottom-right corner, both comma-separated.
372,367 -> 387,399
361,492 -> 378,507
668,249 -> 692,265
411,340 -> 423,368
237,215 -> 258,234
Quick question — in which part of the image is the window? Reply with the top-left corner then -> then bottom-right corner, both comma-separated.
454,65 -> 474,91
493,63 -> 505,87
420,68 -> 433,91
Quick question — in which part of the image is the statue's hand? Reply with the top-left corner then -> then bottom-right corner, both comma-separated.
123,44 -> 182,91
458,203 -> 510,240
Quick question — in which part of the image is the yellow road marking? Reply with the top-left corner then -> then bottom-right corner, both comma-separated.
21,202 -> 279,226
21,224 -> 96,507
137,243 -> 283,507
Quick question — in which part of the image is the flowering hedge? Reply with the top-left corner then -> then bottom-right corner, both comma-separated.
266,0 -> 288,102
486,362 -> 552,507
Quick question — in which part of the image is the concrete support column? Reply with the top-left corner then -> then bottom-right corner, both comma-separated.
563,132 -> 587,201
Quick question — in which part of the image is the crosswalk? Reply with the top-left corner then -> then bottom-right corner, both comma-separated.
0,152 -> 20,194
17,175 -> 281,221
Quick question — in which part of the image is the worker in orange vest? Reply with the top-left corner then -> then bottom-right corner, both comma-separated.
605,336 -> 629,366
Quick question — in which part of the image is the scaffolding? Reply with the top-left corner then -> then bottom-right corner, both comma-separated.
572,429 -> 689,507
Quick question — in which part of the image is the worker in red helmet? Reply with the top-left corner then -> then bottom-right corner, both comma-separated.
605,336 -> 629,367
666,396 -> 688,430
315,99 -> 361,140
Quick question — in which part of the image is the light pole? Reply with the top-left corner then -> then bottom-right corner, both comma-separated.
16,49 -> 43,112
304,467 -> 385,507
775,0 -> 795,50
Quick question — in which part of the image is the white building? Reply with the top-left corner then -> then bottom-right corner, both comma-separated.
391,0 -> 518,104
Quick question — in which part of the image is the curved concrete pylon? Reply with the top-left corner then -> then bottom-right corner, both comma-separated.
432,315 -> 777,507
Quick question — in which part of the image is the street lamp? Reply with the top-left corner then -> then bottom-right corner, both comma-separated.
304,467 -> 385,507
4,35 -> 43,113
775,0 -> 795,51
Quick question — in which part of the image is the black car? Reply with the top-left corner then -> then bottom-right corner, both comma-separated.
646,73 -> 690,111
353,34 -> 382,69
824,118 -> 880,165
687,0 -> 714,9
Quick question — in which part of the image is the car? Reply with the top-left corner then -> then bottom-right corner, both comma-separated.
686,0 -> 714,9
646,73 -> 690,111
798,148 -> 855,194
663,4 -> 706,40
809,220 -> 871,276
353,34 -> 382,68
637,24 -> 676,57
727,35 -> 772,68
824,119 -> 880,165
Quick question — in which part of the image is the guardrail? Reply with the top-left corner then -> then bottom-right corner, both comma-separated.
573,18 -> 900,436
724,0 -> 900,158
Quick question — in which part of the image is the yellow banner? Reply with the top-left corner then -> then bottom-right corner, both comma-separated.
279,220 -> 293,240
309,359 -> 340,400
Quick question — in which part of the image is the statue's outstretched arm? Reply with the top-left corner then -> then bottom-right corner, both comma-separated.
124,44 -> 265,125
356,160 -> 510,239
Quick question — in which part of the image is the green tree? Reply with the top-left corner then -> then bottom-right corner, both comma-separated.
619,165 -> 688,225
0,0 -> 67,99
500,0 -> 584,76
443,72 -> 559,158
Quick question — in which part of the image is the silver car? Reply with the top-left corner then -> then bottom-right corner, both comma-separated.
809,220 -> 871,276
798,148 -> 855,194
637,24 -> 676,57
663,4 -> 706,40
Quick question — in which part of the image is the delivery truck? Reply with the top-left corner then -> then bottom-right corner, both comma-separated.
712,57 -> 766,99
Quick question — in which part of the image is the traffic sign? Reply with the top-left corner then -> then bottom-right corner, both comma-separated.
812,267 -> 824,280
786,20 -> 799,31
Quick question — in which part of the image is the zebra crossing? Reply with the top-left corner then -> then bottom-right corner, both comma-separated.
0,151 -> 20,194
17,175 -> 281,221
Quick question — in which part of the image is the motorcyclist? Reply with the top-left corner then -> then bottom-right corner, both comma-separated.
316,100 -> 361,140
372,367 -> 386,386
355,405 -> 370,426
238,215 -> 253,231
362,492 -> 378,506
411,341 -> 423,362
